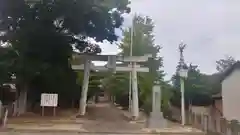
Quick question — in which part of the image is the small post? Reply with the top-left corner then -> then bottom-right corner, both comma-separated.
0,101 -> 2,119
3,109 -> 8,128
41,106 -> 44,116
53,107 -> 56,117
71,100 -> 74,108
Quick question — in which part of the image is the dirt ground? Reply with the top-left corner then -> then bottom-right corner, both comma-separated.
2,101 -> 203,135
5,102 -> 145,133
82,103 -> 145,132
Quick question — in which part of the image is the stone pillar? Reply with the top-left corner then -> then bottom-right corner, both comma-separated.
132,62 -> 139,119
148,84 -> 167,129
79,60 -> 91,115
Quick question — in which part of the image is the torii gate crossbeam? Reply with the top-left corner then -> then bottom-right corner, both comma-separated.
72,54 -> 151,119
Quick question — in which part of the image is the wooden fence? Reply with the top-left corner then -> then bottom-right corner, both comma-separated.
186,111 -> 240,135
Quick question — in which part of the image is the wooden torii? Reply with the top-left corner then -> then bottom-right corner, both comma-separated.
72,54 -> 152,119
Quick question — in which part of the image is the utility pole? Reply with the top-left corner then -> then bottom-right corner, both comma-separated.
129,15 -> 139,120
180,77 -> 185,125
178,42 -> 188,125
129,17 -> 134,113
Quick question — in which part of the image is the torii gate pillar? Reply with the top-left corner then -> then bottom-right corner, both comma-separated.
75,54 -> 151,117
132,62 -> 139,120
79,60 -> 91,115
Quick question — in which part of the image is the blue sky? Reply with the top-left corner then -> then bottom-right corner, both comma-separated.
98,0 -> 240,80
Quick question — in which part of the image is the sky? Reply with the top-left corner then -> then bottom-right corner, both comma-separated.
98,0 -> 240,80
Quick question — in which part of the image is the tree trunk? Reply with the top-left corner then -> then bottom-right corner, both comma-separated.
12,100 -> 18,116
17,84 -> 28,116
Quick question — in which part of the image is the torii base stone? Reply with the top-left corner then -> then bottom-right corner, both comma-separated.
148,112 -> 167,129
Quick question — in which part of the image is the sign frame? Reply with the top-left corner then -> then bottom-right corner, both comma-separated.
40,93 -> 58,116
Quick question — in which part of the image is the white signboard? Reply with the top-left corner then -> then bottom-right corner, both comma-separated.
40,93 -> 58,107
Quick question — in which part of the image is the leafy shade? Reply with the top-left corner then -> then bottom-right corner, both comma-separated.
216,56 -> 237,73
0,0 -> 129,86
104,15 -> 167,113
171,64 -> 213,107
0,0 -> 130,110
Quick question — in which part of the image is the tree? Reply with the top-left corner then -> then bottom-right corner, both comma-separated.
216,56 -> 237,72
0,0 -> 130,114
104,15 -> 167,114
171,64 -> 212,108
76,71 -> 105,102
0,46 -> 16,85
102,72 -> 130,107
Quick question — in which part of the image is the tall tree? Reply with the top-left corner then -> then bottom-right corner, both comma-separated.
119,15 -> 164,81
0,0 -> 130,114
171,64 -> 212,108
104,15 -> 167,113
216,56 -> 237,72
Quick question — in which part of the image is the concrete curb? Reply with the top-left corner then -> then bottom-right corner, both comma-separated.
7,120 -> 85,124
142,128 -> 204,134
0,131 -> 205,135
0,128 -> 205,135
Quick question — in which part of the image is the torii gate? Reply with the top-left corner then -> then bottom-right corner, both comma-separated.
72,54 -> 151,119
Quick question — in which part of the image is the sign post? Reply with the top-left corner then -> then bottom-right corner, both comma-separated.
40,93 -> 58,116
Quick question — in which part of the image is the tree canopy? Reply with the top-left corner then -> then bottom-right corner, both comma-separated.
0,0 -> 130,112
0,0 -> 129,86
103,15 -> 169,114
216,55 -> 237,73
171,64 -> 213,107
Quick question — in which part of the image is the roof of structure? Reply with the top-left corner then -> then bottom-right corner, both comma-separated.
211,61 -> 240,98
220,61 -> 240,82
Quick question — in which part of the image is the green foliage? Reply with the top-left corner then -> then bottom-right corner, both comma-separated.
170,55 -> 238,108
171,64 -> 213,107
0,47 -> 16,85
0,0 -> 130,107
77,71 -> 105,100
103,15 -> 168,111
170,51 -> 236,108
119,15 -> 165,97
216,55 -> 236,73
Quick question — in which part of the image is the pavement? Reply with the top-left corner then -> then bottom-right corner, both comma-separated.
0,102 -> 204,135
0,133 -> 206,135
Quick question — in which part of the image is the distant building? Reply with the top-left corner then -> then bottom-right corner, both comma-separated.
220,61 -> 240,121
209,61 -> 240,122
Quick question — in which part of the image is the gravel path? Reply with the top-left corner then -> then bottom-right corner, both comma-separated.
82,103 -> 144,132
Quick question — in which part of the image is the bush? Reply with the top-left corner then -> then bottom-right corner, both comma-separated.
162,106 -> 172,119
115,93 -> 129,108
141,97 -> 152,115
